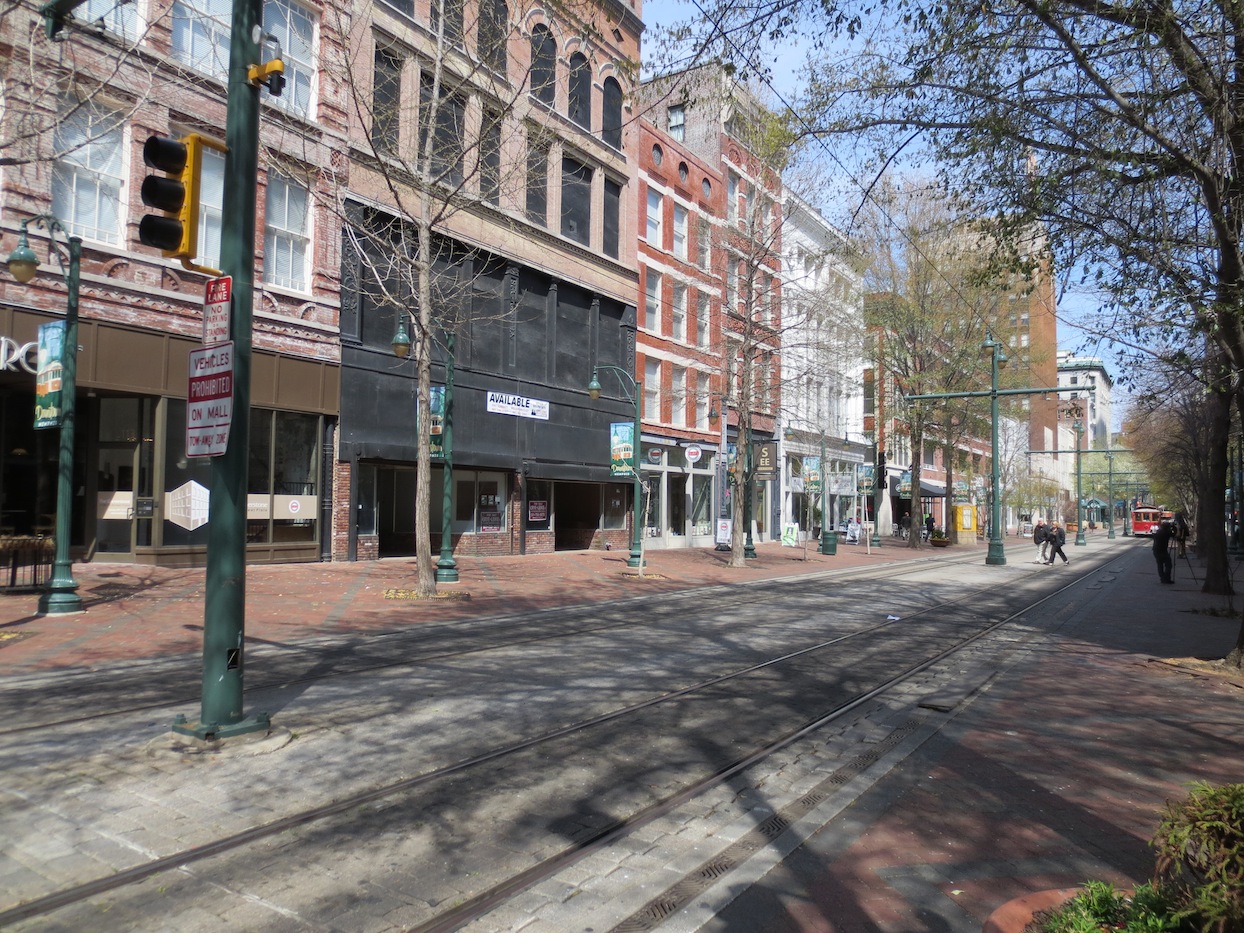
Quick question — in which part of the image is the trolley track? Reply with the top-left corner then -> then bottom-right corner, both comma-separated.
0,550 -> 980,736
0,554 -> 1114,930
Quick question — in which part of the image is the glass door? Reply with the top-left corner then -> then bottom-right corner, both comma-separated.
95,442 -> 138,554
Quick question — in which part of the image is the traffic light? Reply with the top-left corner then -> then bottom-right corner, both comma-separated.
876,450 -> 887,490
139,134 -> 203,261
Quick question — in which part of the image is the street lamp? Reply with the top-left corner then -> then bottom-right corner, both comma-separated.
983,331 -> 1008,566
393,316 -> 458,582
589,366 -> 643,568
7,215 -> 83,614
1073,417 -> 1086,546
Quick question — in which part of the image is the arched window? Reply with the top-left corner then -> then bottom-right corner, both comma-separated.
530,25 -> 555,106
602,76 -> 621,148
479,0 -> 507,73
568,52 -> 590,129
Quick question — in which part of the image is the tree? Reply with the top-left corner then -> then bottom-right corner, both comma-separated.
856,179 -> 1011,548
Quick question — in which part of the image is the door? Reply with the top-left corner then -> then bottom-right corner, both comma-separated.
95,442 -> 138,555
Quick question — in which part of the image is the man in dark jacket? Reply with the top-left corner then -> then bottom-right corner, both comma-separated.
1033,520 -> 1048,563
1045,522 -> 1069,565
1153,520 -> 1175,583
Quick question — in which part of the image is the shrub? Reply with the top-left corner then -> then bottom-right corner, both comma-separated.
1152,782 -> 1244,933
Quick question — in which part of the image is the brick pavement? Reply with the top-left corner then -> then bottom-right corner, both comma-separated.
3,533 -> 1241,933
0,535 -> 937,674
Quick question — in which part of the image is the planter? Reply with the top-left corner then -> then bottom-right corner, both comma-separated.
930,537 -> 950,547
982,888 -> 1079,933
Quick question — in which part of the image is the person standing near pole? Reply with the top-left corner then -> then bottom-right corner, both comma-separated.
1153,519 -> 1175,583
1033,519 -> 1048,563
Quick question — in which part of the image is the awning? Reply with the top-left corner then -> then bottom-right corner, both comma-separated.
919,478 -> 946,498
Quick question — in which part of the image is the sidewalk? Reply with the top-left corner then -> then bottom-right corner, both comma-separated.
0,536 -> 937,674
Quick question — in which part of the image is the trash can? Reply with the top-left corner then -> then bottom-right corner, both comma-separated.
820,529 -> 838,555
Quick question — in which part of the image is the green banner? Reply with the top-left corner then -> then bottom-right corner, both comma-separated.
35,321 -> 65,430
805,456 -> 822,494
610,422 -> 635,477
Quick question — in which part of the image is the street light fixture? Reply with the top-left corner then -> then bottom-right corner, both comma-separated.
982,331 -> 1008,566
588,366 -> 644,568
1073,417 -> 1086,546
6,215 -> 83,614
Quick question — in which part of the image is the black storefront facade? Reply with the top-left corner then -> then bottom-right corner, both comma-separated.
337,233 -> 639,560
0,304 -> 339,567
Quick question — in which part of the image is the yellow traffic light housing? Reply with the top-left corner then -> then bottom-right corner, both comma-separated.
138,133 -> 226,274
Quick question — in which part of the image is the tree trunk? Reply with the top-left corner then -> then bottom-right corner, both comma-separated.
1199,382 -> 1232,596
413,212 -> 437,597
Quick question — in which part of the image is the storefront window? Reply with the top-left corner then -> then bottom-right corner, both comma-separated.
526,479 -> 551,530
691,474 -> 712,535
643,473 -> 661,530
603,483 -> 628,529
454,470 -> 507,532
162,398 -> 213,547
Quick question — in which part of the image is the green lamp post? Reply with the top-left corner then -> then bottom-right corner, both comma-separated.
7,216 -> 83,615
982,331 -> 1008,565
392,318 -> 458,582
1073,417 -> 1086,546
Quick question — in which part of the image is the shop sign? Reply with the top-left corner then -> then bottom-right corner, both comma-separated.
646,446 -> 663,464
34,321 -> 65,429
202,275 -> 231,346
610,422 -> 635,477
486,391 -> 549,420
685,444 -> 702,464
829,471 -> 856,495
186,342 -> 233,458
1,337 -> 38,374
753,441 -> 778,480
716,518 -> 732,545
528,500 -> 548,522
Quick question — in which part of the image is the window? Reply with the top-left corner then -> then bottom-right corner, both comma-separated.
646,188 -> 663,245
430,0 -> 463,45
454,471 -> 507,532
196,146 -> 225,269
643,359 -> 661,421
696,216 -> 711,268
530,25 -> 555,106
81,0 -> 137,36
479,0 -> 507,72
696,372 -> 710,429
673,204 -> 688,259
52,99 -> 124,244
672,365 -> 686,426
695,291 -> 710,346
420,72 -> 465,184
372,46 -> 403,156
480,109 -> 501,205
671,284 -> 686,340
603,178 -> 621,259
602,77 -> 622,148
727,171 -> 738,223
263,174 -> 310,291
526,138 -> 547,225
263,0 -> 314,117
668,105 -> 685,141
172,0 -> 231,79
643,270 -> 661,331
568,52 -> 591,130
560,157 -> 591,246
726,260 -> 737,311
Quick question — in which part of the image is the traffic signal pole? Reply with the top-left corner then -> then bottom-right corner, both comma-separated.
172,0 -> 269,739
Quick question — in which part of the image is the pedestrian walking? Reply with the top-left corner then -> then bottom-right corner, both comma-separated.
1045,521 -> 1069,565
900,512 -> 911,539
1033,519 -> 1048,563
924,514 -> 934,541
1153,519 -> 1175,583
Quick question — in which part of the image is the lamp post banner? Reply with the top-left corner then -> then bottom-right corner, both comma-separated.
610,422 -> 635,477
805,456 -> 822,494
35,320 -> 66,429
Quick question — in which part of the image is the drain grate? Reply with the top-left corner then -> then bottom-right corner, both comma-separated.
605,719 -> 921,932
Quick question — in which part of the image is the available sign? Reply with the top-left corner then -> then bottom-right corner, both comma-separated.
186,342 -> 234,458
203,275 -> 231,346
486,391 -> 549,420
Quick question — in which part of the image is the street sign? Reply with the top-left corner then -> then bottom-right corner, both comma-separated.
203,275 -> 231,346
186,341 -> 233,457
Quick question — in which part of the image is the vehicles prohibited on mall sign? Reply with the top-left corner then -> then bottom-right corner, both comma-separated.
187,341 -> 233,458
